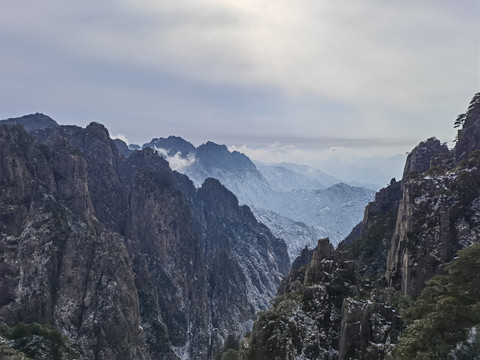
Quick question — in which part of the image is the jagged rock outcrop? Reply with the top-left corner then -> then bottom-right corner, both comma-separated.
236,175 -> 405,359
362,179 -> 402,231
455,93 -> 480,160
224,235 -> 402,360
144,136 -> 197,158
124,150 -> 208,359
0,125 -> 148,359
341,94 -> 480,355
338,289 -> 401,359
402,137 -> 449,178
174,175 -> 289,356
0,117 -> 290,359
386,94 -> 480,296
0,113 -> 59,132
113,138 -> 133,158
340,179 -> 403,280
219,94 -> 480,359
233,238 -> 353,360
217,175 -> 404,359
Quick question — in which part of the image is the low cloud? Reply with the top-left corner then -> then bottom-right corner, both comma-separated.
154,147 -> 196,173
111,133 -> 129,144
230,142 -> 407,186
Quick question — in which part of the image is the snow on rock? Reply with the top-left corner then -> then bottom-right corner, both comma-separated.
142,138 -> 375,254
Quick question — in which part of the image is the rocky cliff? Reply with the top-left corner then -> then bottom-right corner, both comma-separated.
0,124 -> 148,359
386,94 -> 480,296
0,116 -> 289,359
218,93 -> 480,359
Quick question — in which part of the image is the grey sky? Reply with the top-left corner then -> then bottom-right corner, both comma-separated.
0,0 -> 479,183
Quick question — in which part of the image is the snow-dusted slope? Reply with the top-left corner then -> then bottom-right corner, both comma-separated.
142,137 -> 375,255
256,162 -> 340,191
250,206 -> 330,259
261,183 -> 375,242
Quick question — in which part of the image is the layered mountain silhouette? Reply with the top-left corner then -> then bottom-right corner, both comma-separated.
1,93 -> 479,360
136,136 -> 375,257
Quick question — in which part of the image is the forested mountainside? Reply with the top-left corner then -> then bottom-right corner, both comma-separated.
217,93 -> 480,359
0,117 -> 289,359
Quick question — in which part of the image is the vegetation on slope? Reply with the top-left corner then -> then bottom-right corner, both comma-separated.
0,322 -> 80,360
395,243 -> 480,359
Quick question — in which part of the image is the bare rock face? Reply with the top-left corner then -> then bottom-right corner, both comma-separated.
181,177 -> 289,356
0,125 -> 148,359
304,238 -> 335,285
0,113 -> 59,132
402,137 -> 449,178
233,236 -> 401,360
125,164 -> 209,359
0,125 -> 37,237
455,93 -> 480,160
114,138 -> 133,158
0,118 -> 290,359
363,180 -> 403,230
58,122 -> 130,233
336,179 -> 402,284
223,183 -> 403,359
339,289 -> 400,359
386,158 -> 480,296
386,97 -> 480,296
236,238 -> 353,360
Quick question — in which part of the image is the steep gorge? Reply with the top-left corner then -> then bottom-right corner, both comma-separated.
1,93 -> 479,359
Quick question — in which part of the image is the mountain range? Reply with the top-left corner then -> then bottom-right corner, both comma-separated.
130,135 -> 375,258
0,92 -> 479,359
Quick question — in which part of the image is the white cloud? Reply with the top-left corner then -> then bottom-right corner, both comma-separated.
229,141 -> 407,185
111,133 -> 129,144
230,140 -> 407,164
13,0 -> 473,107
107,0 -> 477,105
154,147 -> 196,172
72,0 -> 477,142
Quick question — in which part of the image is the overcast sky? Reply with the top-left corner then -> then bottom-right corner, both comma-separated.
0,0 -> 478,184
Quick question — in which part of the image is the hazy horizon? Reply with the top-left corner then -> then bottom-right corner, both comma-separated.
1,1 -> 478,185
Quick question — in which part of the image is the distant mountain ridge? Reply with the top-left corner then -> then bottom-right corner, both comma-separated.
138,136 -> 375,255
145,136 -> 197,158
250,206 -> 330,258
254,161 -> 340,191
144,137 -> 265,189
